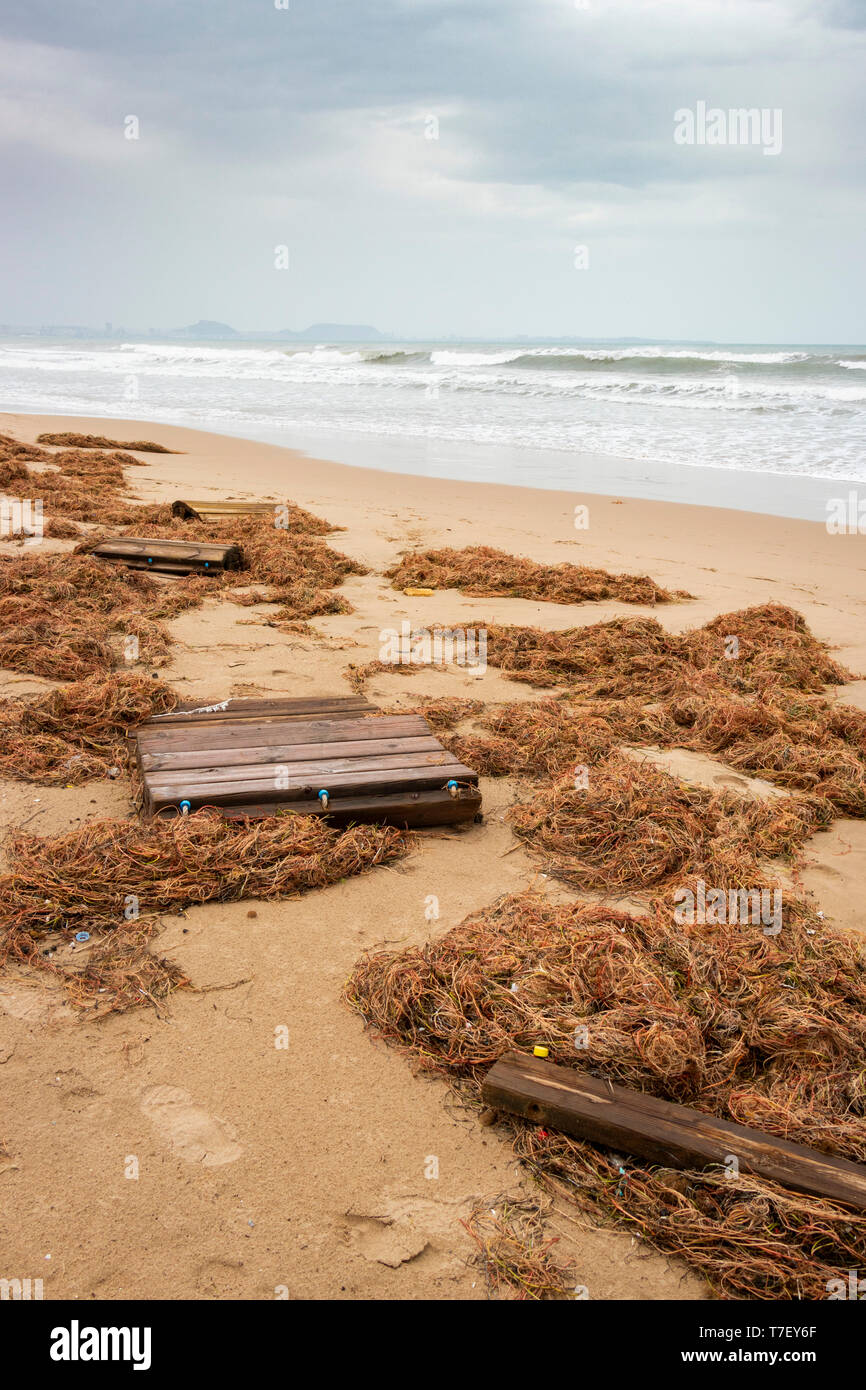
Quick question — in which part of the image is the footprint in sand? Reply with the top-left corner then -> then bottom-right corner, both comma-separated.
140,1085 -> 243,1167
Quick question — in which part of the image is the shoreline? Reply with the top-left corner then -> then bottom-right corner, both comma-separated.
3,404 -> 858,523
4,410 -> 865,674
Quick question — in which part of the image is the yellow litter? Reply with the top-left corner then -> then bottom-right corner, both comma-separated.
404,587 -> 436,597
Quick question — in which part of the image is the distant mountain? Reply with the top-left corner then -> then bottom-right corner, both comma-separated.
169,320 -> 238,339
1,319 -> 390,342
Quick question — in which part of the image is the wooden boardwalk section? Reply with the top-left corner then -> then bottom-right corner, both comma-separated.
92,536 -> 242,576
133,695 -> 482,826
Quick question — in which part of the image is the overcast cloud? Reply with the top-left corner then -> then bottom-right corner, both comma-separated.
1,0 -> 863,340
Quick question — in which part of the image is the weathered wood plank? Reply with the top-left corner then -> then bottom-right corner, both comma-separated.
145,760 -> 476,812
135,715 -> 430,754
172,500 -> 278,520
140,733 -> 443,772
482,1052 -> 866,1211
108,559 -> 217,576
147,755 -> 475,797
158,787 -> 483,827
92,536 -> 242,574
168,695 -> 374,714
147,696 -> 373,724
146,749 -> 469,788
93,538 -> 234,562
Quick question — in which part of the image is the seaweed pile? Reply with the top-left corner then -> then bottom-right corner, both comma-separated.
346,890 -> 866,1299
474,604 -> 850,695
0,551 -> 204,679
386,545 -> 690,606
35,432 -> 175,452
387,695 -> 487,732
431,603 -> 865,821
507,754 -> 832,894
442,689 -> 866,822
0,673 -> 177,784
0,427 -> 366,643
665,690 -> 866,819
461,1197 -> 577,1300
0,434 -> 156,526
445,698 -> 620,777
2,431 -> 363,622
2,811 -> 411,1013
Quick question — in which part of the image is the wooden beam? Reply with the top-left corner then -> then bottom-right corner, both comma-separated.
92,536 -> 242,575
172,500 -> 278,520
157,786 -> 482,827
144,758 -> 476,813
482,1052 -> 866,1211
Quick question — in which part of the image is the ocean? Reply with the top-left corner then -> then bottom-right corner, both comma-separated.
1,337 -> 864,516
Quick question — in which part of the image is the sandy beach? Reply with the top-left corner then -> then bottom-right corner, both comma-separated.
1,410 -> 865,1302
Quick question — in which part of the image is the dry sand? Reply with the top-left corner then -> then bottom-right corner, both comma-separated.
1,410 -> 864,1301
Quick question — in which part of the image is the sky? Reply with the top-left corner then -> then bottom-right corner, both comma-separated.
1,0 -> 864,342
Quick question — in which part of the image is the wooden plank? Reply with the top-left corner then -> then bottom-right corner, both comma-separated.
146,754 -> 475,797
138,718 -> 424,748
135,715 -> 430,754
166,696 -> 374,714
168,696 -> 373,714
145,708 -> 374,730
140,732 -> 443,772
146,696 -> 373,725
172,500 -> 277,520
146,749 -> 469,788
144,760 -> 477,812
92,535 -> 242,574
108,560 -> 209,575
156,786 -> 483,827
137,716 -> 386,748
482,1052 -> 866,1211
94,537 -> 234,561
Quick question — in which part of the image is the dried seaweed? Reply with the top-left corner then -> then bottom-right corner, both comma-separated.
386,545 -> 690,606
2,812 -> 412,1012
346,890 -> 866,1299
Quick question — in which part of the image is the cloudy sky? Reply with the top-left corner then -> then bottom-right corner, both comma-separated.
1,0 -> 864,341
